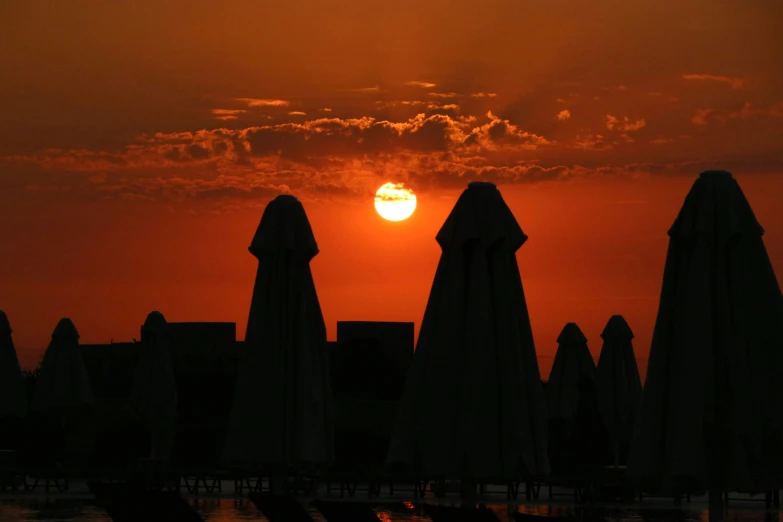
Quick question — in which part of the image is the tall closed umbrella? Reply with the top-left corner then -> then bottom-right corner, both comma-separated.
0,311 -> 28,453
627,171 -> 783,519
0,311 -> 27,419
546,323 -> 596,422
223,194 -> 334,467
128,311 -> 178,464
596,315 -> 642,467
386,181 -> 549,479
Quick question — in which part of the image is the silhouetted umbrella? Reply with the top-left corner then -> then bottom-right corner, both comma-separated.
595,315 -> 642,466
386,181 -> 549,479
128,311 -> 178,464
627,171 -> 783,519
546,323 -> 596,422
31,318 -> 93,413
223,194 -> 334,467
0,311 -> 28,419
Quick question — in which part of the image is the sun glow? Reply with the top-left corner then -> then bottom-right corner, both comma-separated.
374,183 -> 417,221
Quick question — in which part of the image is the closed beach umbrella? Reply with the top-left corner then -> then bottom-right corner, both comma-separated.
545,323 -> 600,478
627,171 -> 783,517
596,315 -> 642,466
386,181 -> 549,479
224,194 -> 334,466
31,318 -> 93,414
128,311 -> 178,464
546,323 -> 596,422
0,311 -> 28,419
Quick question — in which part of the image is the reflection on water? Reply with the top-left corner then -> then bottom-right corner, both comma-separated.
0,498 -> 781,522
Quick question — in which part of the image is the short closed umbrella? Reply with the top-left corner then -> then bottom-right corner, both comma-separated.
128,311 -> 178,465
31,318 -> 94,462
545,323 -> 600,478
223,194 -> 334,468
546,323 -> 596,422
627,170 -> 783,520
32,318 -> 93,414
596,315 -> 642,467
386,181 -> 550,480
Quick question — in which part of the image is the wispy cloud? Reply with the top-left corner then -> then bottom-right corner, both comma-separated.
428,92 -> 460,98
557,110 -> 571,121
319,108 -> 332,112
211,109 -> 247,121
571,134 -> 614,151
375,100 -> 428,109
405,80 -> 436,88
234,98 -> 290,107
606,114 -> 646,132
428,103 -> 460,111
289,111 -> 307,116
691,101 -> 783,126
347,86 -> 381,93
471,92 -> 497,98
682,73 -> 748,90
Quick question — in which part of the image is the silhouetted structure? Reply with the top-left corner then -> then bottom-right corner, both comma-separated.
128,311 -> 178,465
332,321 -> 414,401
596,315 -> 642,467
89,481 -> 205,522
627,171 -> 783,519
82,342 -> 142,400
311,499 -> 383,522
545,323 -> 602,480
224,194 -> 334,467
386,181 -> 549,479
328,324 -> 413,472
161,322 -> 237,359
29,318 -> 94,466
0,310 -> 28,453
422,503 -> 500,522
0,311 -> 28,420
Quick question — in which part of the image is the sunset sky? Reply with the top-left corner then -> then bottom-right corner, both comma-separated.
2,0 -> 783,376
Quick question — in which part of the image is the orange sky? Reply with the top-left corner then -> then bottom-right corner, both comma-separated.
2,1 -> 783,377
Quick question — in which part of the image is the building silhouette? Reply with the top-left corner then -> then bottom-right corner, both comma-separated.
332,321 -> 414,401
76,319 -> 414,470
330,321 -> 415,470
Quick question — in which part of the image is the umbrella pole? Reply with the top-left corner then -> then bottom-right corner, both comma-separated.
613,440 -> 619,469
708,488 -> 725,522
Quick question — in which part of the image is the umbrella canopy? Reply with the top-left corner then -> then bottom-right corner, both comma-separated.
128,311 -> 177,421
546,323 -> 596,421
627,170 -> 783,493
223,194 -> 334,466
31,318 -> 93,413
0,311 -> 27,418
386,181 -> 549,479
595,315 -> 642,451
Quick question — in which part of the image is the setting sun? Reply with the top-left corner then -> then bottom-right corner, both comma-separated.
374,183 -> 417,222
